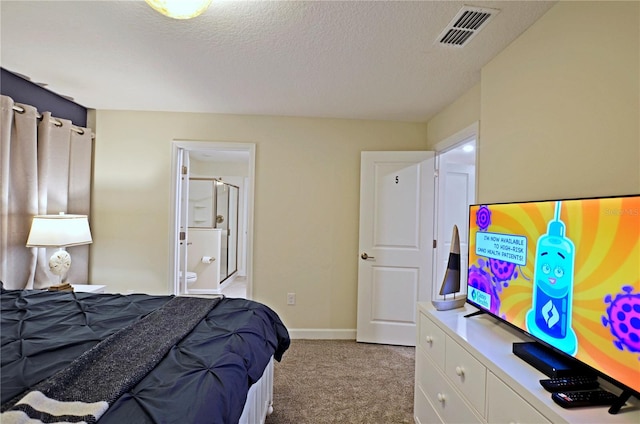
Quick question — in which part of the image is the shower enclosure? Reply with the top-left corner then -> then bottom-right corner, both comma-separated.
189,178 -> 239,284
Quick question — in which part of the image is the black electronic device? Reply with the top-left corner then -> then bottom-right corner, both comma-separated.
540,375 -> 599,392
512,342 -> 587,378
551,389 -> 619,408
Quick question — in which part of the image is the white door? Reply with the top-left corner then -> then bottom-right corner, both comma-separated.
356,151 -> 435,346
174,149 -> 190,295
433,161 -> 475,300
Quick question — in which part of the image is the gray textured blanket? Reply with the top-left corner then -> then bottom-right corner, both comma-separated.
1,295 -> 222,424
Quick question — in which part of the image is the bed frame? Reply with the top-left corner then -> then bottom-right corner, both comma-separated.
239,356 -> 275,424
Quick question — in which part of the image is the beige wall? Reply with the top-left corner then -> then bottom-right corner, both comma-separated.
426,83 -> 480,149
91,111 -> 427,331
479,1 -> 639,203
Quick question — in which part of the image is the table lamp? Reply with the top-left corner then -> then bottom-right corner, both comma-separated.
26,213 -> 93,287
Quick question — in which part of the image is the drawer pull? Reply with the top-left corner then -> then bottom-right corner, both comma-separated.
437,393 -> 446,403
455,366 -> 465,376
425,335 -> 434,344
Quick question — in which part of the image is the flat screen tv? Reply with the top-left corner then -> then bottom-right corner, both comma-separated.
465,194 -> 639,408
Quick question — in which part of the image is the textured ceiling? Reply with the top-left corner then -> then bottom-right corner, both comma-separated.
0,0 -> 555,122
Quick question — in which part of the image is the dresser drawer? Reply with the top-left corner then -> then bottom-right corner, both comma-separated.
487,372 -> 552,424
414,384 -> 443,424
419,311 -> 446,369
445,336 -> 487,416
416,348 -> 482,424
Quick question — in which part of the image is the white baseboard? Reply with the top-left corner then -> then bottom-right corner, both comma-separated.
287,328 -> 356,340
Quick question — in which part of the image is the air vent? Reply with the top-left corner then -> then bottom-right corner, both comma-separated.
437,6 -> 499,47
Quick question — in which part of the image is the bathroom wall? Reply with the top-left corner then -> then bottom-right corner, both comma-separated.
186,228 -> 221,292
188,179 -> 215,228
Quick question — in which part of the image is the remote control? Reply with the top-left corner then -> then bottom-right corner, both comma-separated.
540,375 -> 599,392
552,389 -> 619,408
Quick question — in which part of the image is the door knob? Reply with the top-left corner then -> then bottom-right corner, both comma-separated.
361,252 -> 375,260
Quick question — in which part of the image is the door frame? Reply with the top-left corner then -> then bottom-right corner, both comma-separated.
169,141 -> 256,298
432,122 -> 478,299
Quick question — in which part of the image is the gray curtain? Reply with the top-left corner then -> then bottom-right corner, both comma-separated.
0,95 -> 92,289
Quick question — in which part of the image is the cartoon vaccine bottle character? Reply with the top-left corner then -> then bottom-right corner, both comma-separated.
526,201 -> 578,355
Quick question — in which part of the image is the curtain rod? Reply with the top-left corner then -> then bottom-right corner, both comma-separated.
12,104 -> 94,138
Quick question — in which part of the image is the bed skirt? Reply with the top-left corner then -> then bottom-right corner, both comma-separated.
240,356 -> 274,424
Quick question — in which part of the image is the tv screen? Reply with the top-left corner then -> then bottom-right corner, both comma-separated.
466,194 -> 639,396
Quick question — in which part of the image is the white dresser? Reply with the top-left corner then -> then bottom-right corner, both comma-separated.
414,302 -> 639,424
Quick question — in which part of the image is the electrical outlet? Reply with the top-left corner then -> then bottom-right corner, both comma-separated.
287,293 -> 296,305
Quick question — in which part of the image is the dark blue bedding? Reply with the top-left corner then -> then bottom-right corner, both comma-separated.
1,289 -> 290,423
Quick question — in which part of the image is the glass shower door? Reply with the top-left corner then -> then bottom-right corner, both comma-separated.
215,181 -> 238,283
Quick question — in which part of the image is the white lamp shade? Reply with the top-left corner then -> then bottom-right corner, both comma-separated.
26,214 -> 93,248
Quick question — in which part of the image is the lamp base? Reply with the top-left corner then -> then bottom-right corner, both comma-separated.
48,283 -> 74,292
49,249 -> 71,276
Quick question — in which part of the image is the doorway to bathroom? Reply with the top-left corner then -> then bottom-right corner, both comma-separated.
170,141 -> 255,299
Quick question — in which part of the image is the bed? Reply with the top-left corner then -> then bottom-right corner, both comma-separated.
0,286 -> 290,423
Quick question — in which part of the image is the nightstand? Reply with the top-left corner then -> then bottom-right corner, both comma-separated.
71,284 -> 106,293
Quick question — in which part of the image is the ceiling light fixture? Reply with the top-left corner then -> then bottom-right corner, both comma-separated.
145,0 -> 212,20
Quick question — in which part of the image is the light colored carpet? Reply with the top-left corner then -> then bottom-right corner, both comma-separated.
265,339 -> 415,424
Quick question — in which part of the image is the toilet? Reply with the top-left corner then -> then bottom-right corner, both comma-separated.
179,271 -> 198,285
